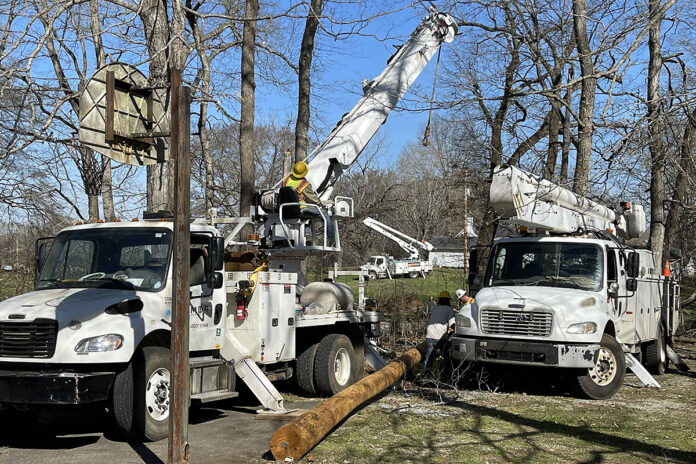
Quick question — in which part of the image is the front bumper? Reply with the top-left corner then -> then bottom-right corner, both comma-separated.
0,369 -> 115,405
451,336 -> 599,368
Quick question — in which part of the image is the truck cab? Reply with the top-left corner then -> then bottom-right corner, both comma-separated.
451,235 -> 680,399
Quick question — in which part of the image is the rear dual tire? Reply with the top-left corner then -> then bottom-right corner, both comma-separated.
644,324 -> 667,375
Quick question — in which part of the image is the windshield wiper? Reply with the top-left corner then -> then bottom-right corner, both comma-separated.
37,278 -> 65,288
543,276 -> 586,289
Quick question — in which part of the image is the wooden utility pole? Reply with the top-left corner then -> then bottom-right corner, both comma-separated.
168,68 -> 192,464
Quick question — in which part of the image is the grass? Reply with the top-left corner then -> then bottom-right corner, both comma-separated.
281,348 -> 696,464
307,267 -> 468,312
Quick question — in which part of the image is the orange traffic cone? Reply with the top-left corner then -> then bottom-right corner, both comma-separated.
663,260 -> 671,277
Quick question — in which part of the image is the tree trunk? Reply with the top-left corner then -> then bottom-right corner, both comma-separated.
572,0 -> 596,196
294,0 -> 323,162
239,0 -> 258,218
647,0 -> 665,267
140,0 -> 174,213
662,107 -> 695,266
186,4 -> 214,212
560,66 -> 573,185
90,0 -> 114,220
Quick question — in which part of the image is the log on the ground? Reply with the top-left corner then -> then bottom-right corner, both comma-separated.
269,348 -> 421,462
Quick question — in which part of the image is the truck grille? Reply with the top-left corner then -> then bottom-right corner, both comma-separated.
0,319 -> 58,358
480,309 -> 552,337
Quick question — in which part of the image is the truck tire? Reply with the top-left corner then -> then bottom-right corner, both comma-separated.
113,346 -> 170,441
409,271 -> 419,278
314,334 -> 355,396
576,334 -> 625,400
296,342 -> 319,396
368,271 -> 378,281
644,324 -> 667,375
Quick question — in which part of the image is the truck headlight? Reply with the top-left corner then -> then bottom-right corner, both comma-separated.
566,322 -> 597,334
456,314 -> 471,328
75,334 -> 124,353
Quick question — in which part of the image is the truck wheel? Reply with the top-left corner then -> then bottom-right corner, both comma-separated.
296,342 -> 319,396
576,334 -> 625,400
314,334 -> 355,396
409,271 -> 419,278
368,271 -> 378,281
113,346 -> 170,441
644,324 -> 667,375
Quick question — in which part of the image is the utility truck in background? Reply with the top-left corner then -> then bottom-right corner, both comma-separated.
451,165 -> 682,399
0,8 -> 458,441
361,217 -> 434,280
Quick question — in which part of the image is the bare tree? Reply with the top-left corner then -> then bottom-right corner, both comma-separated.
294,0 -> 323,163
239,0 -> 258,220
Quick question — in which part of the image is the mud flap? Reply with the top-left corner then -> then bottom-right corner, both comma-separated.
666,345 -> 691,372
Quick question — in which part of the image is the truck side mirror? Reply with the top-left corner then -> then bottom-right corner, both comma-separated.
626,278 -> 637,292
213,237 -> 225,271
626,251 -> 640,278
34,238 -> 53,287
608,282 -> 619,298
212,272 -> 223,289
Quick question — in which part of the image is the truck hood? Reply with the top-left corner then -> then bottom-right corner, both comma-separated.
0,288 -> 146,323
474,286 -> 603,312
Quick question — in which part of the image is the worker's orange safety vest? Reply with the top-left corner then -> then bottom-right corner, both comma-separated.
283,175 -> 310,205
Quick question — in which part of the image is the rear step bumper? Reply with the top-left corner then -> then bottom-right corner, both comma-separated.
0,369 -> 114,405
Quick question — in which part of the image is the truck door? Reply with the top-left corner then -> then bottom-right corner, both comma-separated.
189,235 -> 226,351
612,248 -> 638,345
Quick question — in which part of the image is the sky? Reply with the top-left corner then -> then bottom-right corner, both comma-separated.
253,2 -> 455,169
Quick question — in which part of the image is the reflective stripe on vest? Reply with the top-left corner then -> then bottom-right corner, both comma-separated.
283,176 -> 309,203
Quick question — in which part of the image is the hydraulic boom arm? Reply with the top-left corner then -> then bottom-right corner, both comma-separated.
304,8 -> 458,202
363,217 -> 434,260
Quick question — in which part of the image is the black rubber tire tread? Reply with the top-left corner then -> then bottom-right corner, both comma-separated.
645,324 -> 667,375
296,342 -> 319,396
113,355 -> 136,439
576,334 -> 626,400
409,271 -> 419,278
368,271 -> 378,281
314,334 -> 355,397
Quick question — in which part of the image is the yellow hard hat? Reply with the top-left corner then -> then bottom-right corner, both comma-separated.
439,290 -> 451,299
292,161 -> 309,178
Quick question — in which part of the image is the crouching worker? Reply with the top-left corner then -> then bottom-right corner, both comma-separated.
422,290 -> 456,377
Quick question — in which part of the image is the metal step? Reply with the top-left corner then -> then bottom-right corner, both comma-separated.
667,345 -> 691,372
625,353 -> 661,388
191,389 -> 239,403
190,356 -> 225,370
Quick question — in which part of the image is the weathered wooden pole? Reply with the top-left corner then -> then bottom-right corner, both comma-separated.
169,68 -> 192,464
270,348 -> 421,461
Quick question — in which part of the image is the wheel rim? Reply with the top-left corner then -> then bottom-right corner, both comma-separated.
334,348 -> 351,386
588,347 -> 617,386
145,367 -> 171,422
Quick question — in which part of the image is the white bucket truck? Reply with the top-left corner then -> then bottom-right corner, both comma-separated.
451,165 -> 682,399
361,217 -> 434,280
0,8 -> 458,440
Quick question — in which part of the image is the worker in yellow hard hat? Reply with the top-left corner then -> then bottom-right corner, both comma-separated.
422,290 -> 456,377
282,160 -> 335,243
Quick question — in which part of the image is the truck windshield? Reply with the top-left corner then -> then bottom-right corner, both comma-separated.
37,228 -> 171,292
486,242 -> 603,291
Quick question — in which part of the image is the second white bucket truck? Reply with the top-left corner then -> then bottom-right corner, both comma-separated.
451,165 -> 682,399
